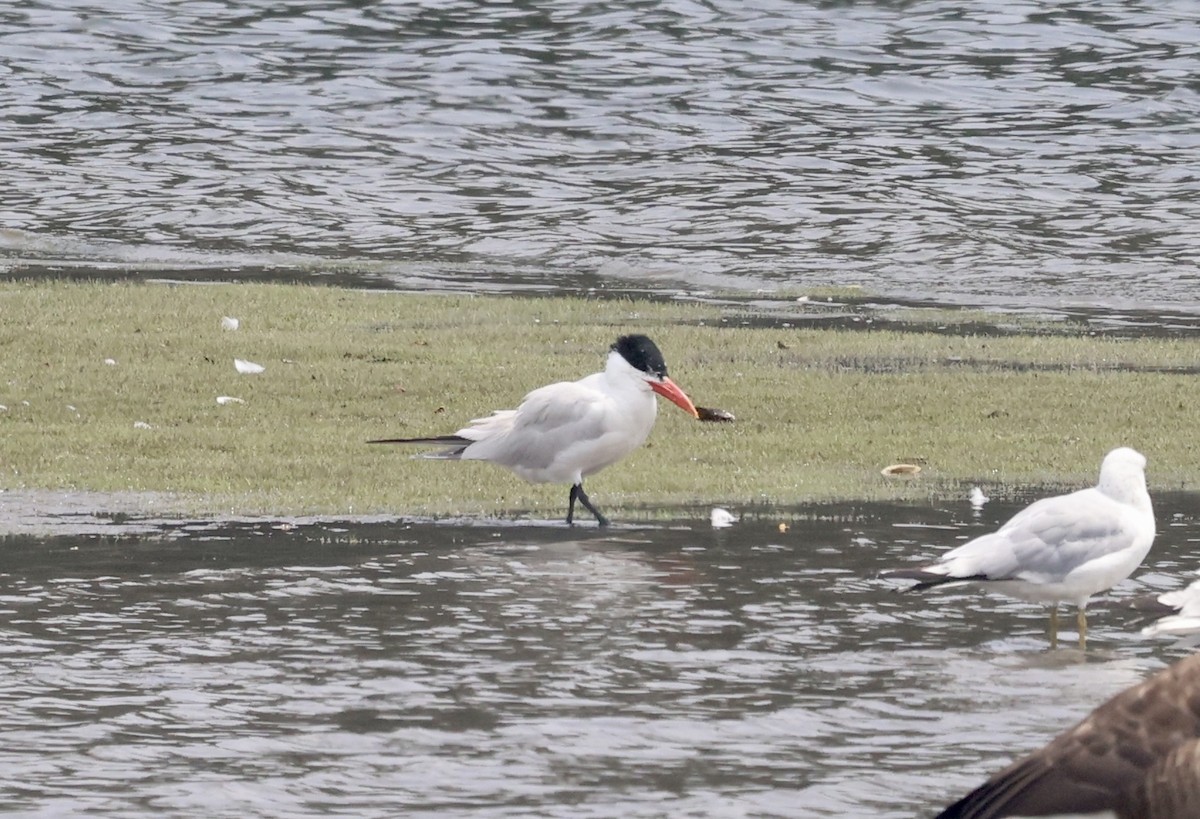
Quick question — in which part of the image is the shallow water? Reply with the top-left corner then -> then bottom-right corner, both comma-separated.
2,496 -> 1198,817
4,5 -> 1198,812
2,0 -> 1199,314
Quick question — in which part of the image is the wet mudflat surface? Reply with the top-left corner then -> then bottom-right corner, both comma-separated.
2,495 -> 1198,817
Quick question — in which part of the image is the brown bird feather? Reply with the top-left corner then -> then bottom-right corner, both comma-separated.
938,653 -> 1200,818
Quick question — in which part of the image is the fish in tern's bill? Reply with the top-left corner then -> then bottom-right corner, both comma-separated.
369,334 -> 699,527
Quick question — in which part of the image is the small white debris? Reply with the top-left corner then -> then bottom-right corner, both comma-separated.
66,405 -> 77,413
216,396 -> 245,405
796,296 -> 810,303
882,463 -> 921,477
0,405 -> 6,411
970,486 -> 990,510
104,358 -> 117,366
221,316 -> 240,331
710,508 -> 738,529
133,421 -> 152,430
234,358 -> 264,374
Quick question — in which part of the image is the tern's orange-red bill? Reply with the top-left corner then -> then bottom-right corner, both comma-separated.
649,377 -> 699,418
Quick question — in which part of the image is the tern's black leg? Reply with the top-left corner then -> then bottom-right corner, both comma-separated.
567,483 -> 609,527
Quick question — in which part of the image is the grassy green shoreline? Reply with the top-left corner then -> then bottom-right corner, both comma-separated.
2,280 -> 1197,521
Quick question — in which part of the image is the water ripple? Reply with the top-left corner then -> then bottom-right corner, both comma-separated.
0,499 -> 1195,814
1,1 -> 1197,308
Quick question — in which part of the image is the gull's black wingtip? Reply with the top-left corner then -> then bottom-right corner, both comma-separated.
880,568 -> 989,592
367,435 -> 471,445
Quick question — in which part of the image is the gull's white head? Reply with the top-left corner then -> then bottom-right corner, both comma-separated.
1097,446 -> 1149,507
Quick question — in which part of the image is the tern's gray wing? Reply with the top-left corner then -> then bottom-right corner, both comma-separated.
512,381 -> 612,434
457,381 -> 612,472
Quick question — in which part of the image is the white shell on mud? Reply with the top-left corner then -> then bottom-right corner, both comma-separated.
104,358 -> 117,366
710,508 -> 738,528
133,421 -> 152,429
234,358 -> 264,374
221,316 -> 240,331
216,396 -> 245,405
881,463 -> 922,477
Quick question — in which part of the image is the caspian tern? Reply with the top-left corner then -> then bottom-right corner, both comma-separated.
937,653 -> 1200,819
885,447 -> 1155,648
369,334 -> 699,527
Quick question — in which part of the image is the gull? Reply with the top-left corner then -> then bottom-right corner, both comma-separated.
1142,576 -> 1200,640
368,334 -> 698,527
936,653 -> 1200,818
885,447 -> 1155,648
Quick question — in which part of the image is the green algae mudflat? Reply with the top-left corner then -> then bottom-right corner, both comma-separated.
2,280 -> 1197,521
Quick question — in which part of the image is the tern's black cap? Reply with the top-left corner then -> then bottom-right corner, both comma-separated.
612,335 -> 668,379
